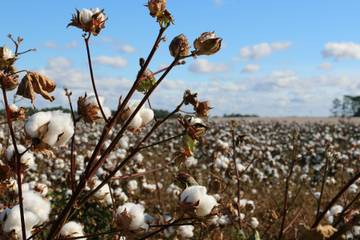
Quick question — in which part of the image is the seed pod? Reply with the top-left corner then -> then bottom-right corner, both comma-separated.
193,32 -> 222,56
147,0 -> 167,17
169,34 -> 190,58
196,101 -> 212,117
136,69 -> 156,93
0,72 -> 18,91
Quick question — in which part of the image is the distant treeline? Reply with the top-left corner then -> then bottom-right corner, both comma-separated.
222,113 -> 258,118
331,95 -> 360,117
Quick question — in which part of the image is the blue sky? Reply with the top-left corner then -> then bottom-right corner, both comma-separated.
2,0 -> 360,116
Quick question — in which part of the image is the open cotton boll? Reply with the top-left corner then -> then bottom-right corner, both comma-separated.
25,111 -> 52,138
60,221 -> 85,238
116,203 -> 148,231
42,111 -> 74,146
139,108 -> 154,126
25,111 -> 74,147
3,205 -> 40,238
180,185 -> 207,204
180,185 -> 218,217
6,144 -> 35,168
128,114 -> 143,130
250,217 -> 259,229
79,8 -> 93,24
196,194 -> 218,217
22,190 -> 51,223
177,225 -> 194,239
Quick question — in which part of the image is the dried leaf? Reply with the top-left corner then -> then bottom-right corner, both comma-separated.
16,72 -> 56,104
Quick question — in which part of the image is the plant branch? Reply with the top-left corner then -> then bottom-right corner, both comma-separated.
84,33 -> 109,123
1,77 -> 27,240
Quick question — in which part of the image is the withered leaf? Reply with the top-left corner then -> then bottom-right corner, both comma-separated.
16,72 -> 56,104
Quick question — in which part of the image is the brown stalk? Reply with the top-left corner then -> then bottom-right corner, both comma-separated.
231,122 -> 242,228
315,146 -> 331,220
84,33 -> 109,123
278,131 -> 298,240
1,77 -> 27,240
65,89 -> 77,191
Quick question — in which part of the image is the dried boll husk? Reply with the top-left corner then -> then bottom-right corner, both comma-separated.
16,72 -> 56,105
193,32 -> 222,56
0,72 -> 18,91
147,0 -> 167,17
169,34 -> 190,58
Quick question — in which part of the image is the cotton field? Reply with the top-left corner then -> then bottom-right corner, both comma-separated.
1,1 -> 360,240
1,117 -> 360,239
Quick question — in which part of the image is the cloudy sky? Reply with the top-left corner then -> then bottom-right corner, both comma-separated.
2,0 -> 360,116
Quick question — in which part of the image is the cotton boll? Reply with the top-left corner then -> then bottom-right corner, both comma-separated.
128,180 -> 138,192
116,203 -> 148,231
177,225 -> 194,239
3,205 -> 40,238
22,190 -> 51,223
128,114 -> 143,130
185,156 -> 198,167
180,185 -> 218,217
43,111 -> 74,146
60,221 -> 85,238
139,108 -> 154,126
250,217 -> 259,229
6,144 -> 35,168
25,111 -> 52,138
196,194 -> 218,217
79,8 -> 93,24
330,205 -> 343,216
180,185 -> 207,204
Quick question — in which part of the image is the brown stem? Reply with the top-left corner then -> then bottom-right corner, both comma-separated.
84,33 -> 109,123
65,89 -> 77,191
278,132 -> 297,240
316,146 -> 331,220
138,132 -> 185,150
231,122 -> 242,228
111,166 -> 166,180
1,78 -> 27,239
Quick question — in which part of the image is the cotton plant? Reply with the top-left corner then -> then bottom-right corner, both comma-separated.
0,0 -> 224,239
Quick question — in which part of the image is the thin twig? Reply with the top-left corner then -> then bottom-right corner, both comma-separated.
84,33 -> 109,123
231,122 -> 242,228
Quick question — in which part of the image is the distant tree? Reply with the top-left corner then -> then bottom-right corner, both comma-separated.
330,98 -> 342,117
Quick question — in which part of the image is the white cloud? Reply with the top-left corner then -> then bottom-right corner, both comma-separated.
322,42 -> 360,60
318,62 -> 332,70
242,64 -> 260,73
188,59 -> 228,73
240,42 -> 291,60
119,44 -> 136,53
94,56 -> 128,68
44,42 -> 57,49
